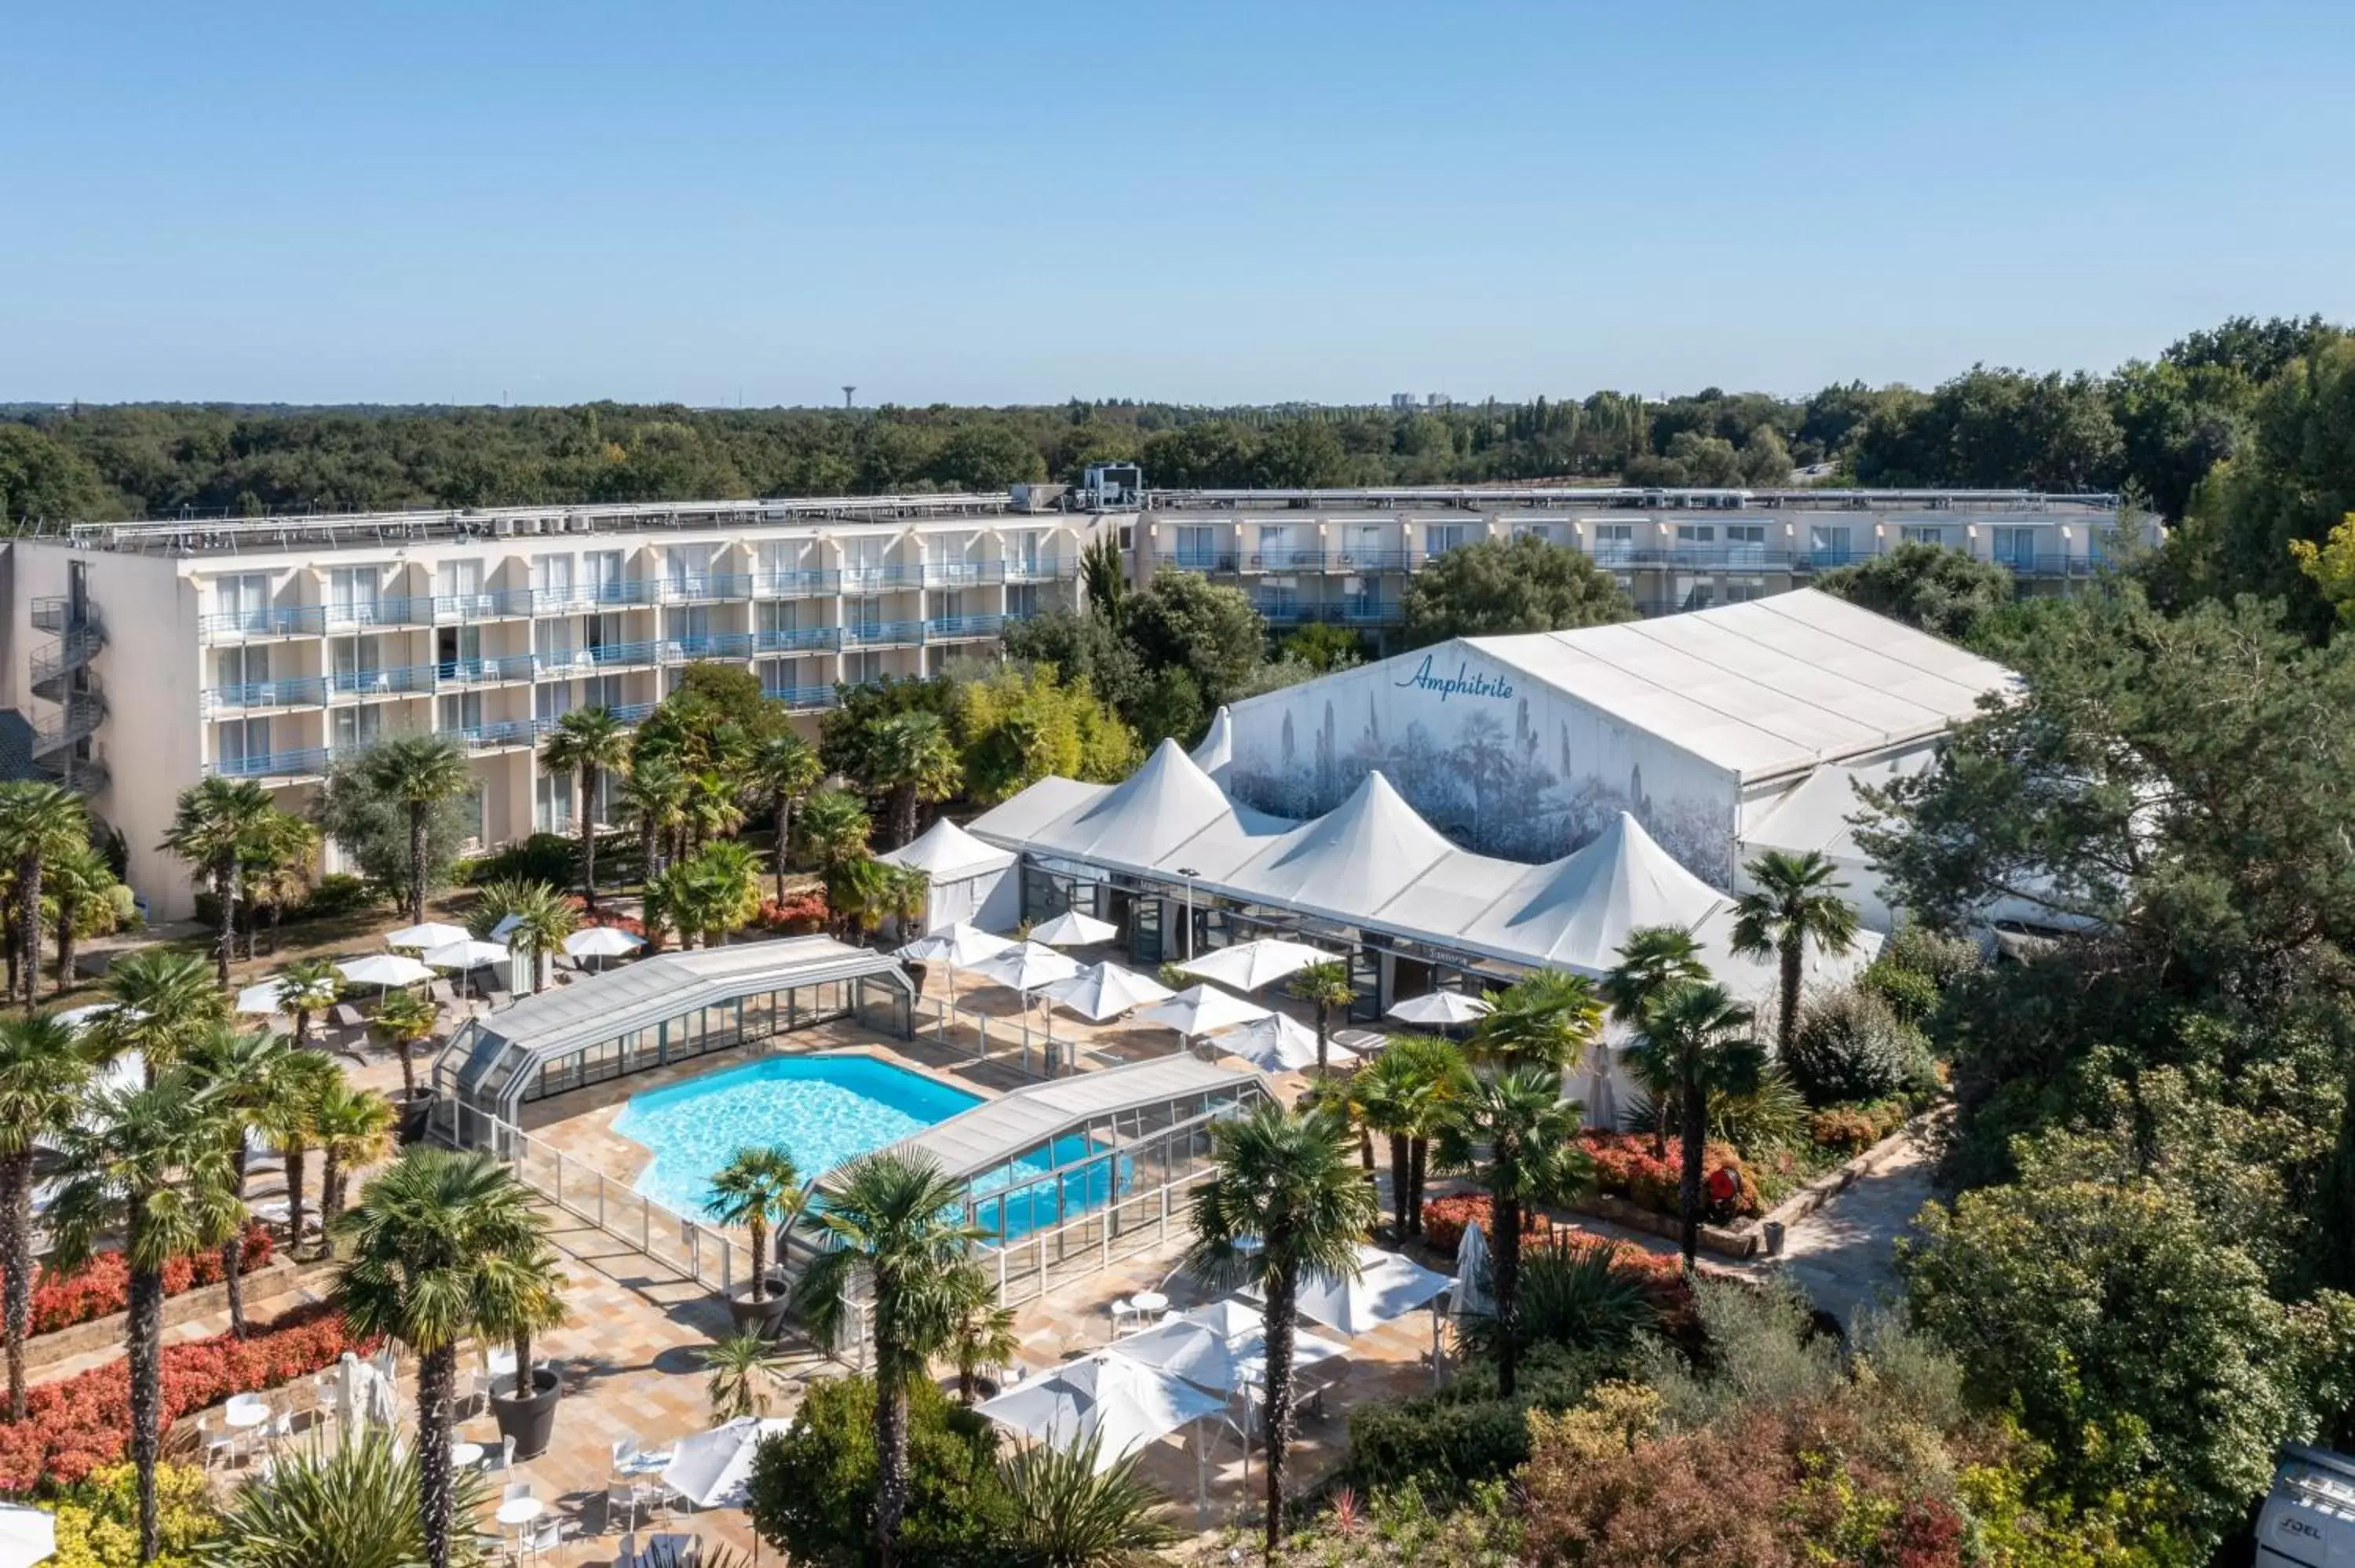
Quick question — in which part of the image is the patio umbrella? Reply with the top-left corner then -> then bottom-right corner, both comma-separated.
565,925 -> 644,960
487,913 -> 524,942
662,1415 -> 792,1508
1210,1012 -> 1356,1074
1386,991 -> 1494,1028
0,1502 -> 55,1568
232,981 -> 285,1016
1028,908 -> 1117,947
1042,961 -> 1173,1023
385,920 -> 469,951
977,1352 -> 1225,1472
1111,1306 -> 1349,1395
420,938 -> 513,972
1175,937 -> 1331,993
53,1002 -> 139,1033
895,922 -> 1015,1001
970,942 -> 1082,995
1135,983 -> 1272,1041
1451,1220 -> 1495,1318
1283,1243 -> 1455,1337
335,953 -> 435,995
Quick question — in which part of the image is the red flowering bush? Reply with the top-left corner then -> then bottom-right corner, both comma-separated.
753,892 -> 829,935
0,1302 -> 371,1492
1421,1193 -> 1561,1255
1580,1132 -> 1762,1220
5,1224 -> 273,1340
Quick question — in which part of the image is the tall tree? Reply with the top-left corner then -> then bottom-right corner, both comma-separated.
747,731 -> 822,901
1288,961 -> 1357,1078
537,706 -> 630,913
48,1071 -> 242,1562
1628,982 -> 1763,1267
618,752 -> 688,885
862,712 -> 962,848
334,1150 -> 550,1568
1398,534 -> 1637,649
0,1012 -> 86,1419
1183,1100 -> 1376,1555
1433,1066 -> 1594,1398
472,878 -> 578,993
0,781 -> 89,1009
161,777 -> 272,990
356,735 -> 473,925
250,1048 -> 340,1261
272,957 -> 342,1048
309,1078 -> 396,1246
45,837 -> 119,997
369,987 -> 439,1104
1603,924 -> 1712,1154
796,1150 -> 988,1568
1468,969 -> 1602,1073
1730,849 -> 1859,1062
92,949 -> 228,1085
184,1023 -> 293,1336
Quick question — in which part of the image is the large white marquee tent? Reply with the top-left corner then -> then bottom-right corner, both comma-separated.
878,816 -> 1019,935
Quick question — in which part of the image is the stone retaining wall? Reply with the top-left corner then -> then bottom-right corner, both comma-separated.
24,1255 -> 340,1377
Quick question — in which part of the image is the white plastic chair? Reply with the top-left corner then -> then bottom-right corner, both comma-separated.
526,1515 -> 563,1563
607,1480 -> 638,1534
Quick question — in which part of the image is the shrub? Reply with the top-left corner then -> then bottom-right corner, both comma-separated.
1808,1099 -> 1911,1155
0,1302 -> 369,1490
1420,1193 -> 1554,1255
1581,1132 -> 1761,1220
1458,1238 -> 1658,1363
463,833 -> 576,888
6,1224 -> 274,1338
294,873 -> 375,921
1783,987 -> 1936,1107
751,892 -> 828,935
197,1428 -> 491,1568
1857,960 -> 1939,1025
49,1461 -> 216,1568
1344,1344 -> 1609,1501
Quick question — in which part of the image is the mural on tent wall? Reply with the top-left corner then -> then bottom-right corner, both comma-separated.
1225,644 -> 1738,884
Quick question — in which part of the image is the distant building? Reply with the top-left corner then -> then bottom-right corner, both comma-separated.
1390,393 -> 1418,411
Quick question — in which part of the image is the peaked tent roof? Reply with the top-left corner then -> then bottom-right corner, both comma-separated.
878,816 -> 1017,879
966,776 -> 1108,845
1228,772 -> 1459,923
1741,763 -> 1868,861
1028,739 -> 1242,867
1191,706 -> 1235,787
1455,812 -> 1726,974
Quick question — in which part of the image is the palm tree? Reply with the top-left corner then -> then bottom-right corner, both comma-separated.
473,878 -> 579,994
747,731 -> 823,900
198,1427 -> 491,1568
1351,1045 -> 1439,1239
795,1150 -> 986,1568
185,1023 -> 294,1336
45,837 -> 119,997
334,1150 -> 549,1568
359,735 -> 473,925
864,712 -> 962,848
245,808 -> 319,955
539,707 -> 630,913
1629,981 -> 1763,1267
0,1012 -> 87,1419
370,987 -> 439,1103
1730,849 -> 1860,1060
1433,1067 -> 1592,1398
687,841 -> 762,946
619,753 -> 689,886
1386,1034 -> 1472,1238
0,780 -> 89,1009
1000,1430 -> 1178,1568
1288,960 -> 1356,1077
943,1264 -> 1019,1406
250,1048 -> 341,1260
703,1147 -> 805,1303
681,769 -> 747,858
1603,924 -> 1712,1154
160,776 -> 270,990
481,1235 -> 569,1401
702,1333 -> 785,1420
275,957 -> 343,1047
312,1078 -> 397,1245
878,862 -> 929,944
796,786 -> 872,871
93,949 -> 229,1085
1183,1099 -> 1375,1555
1468,969 -> 1603,1073
48,1072 -> 243,1562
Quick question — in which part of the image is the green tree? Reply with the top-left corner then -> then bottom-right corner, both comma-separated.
795,1152 -> 989,1568
48,1072 -> 243,1562
1120,572 -> 1265,711
703,1333 -> 787,1421
618,752 -> 688,887
355,736 -> 473,925
309,1077 -> 396,1246
537,706 -> 630,912
0,423 -> 110,522
1815,542 -> 2017,642
999,1430 -> 1178,1568
1000,609 -> 1145,720
367,987 -> 438,1105
470,878 -> 577,992
860,712 -> 962,849
317,737 -> 474,924
647,841 -> 761,950
184,1024 -> 294,1333
703,1147 -> 805,1304
1350,1043 -> 1442,1239
272,957 -> 341,1050
795,786 -> 873,877
1603,925 -> 1713,1157
0,1012 -> 86,1418
941,1264 -> 1019,1408
1288,960 -> 1357,1078
480,1234 -> 569,1404
1433,1067 -> 1593,1398
92,950 -> 228,1085
1468,969 -> 1601,1073
1729,849 -> 1859,1062
747,731 -> 823,900
953,662 -> 1140,804
1183,1100 -> 1377,1555
46,837 -> 121,997
0,780 -> 90,1008
333,1150 -> 550,1568
246,1047 -> 338,1265
161,777 -> 269,992
195,1428 -> 491,1568
1627,982 -> 1762,1267
1077,533 -> 1126,623
1398,534 -> 1636,649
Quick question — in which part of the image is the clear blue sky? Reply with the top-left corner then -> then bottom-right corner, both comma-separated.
5,0 -> 2350,407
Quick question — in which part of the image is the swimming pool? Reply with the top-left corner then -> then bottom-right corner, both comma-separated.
615,1056 -> 982,1217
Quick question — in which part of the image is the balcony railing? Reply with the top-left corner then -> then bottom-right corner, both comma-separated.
579,640 -> 663,669
1159,550 -> 1241,574
329,664 -> 436,698
660,633 -> 757,663
528,581 -> 664,614
762,684 -> 839,713
199,605 -> 326,640
436,654 -> 539,687
754,625 -> 841,655
1002,556 -> 1073,582
842,619 -> 921,647
202,676 -> 331,712
924,614 -> 1006,642
657,573 -> 755,603
751,570 -> 838,598
922,560 -> 1005,589
205,746 -> 333,781
1254,600 -> 1405,626
838,565 -> 924,594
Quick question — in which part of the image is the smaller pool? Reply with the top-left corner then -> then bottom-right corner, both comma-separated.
615,1056 -> 981,1217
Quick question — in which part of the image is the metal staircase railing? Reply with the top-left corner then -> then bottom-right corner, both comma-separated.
27,596 -> 109,796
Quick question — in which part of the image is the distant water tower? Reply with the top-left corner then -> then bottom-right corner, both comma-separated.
842,385 -> 856,409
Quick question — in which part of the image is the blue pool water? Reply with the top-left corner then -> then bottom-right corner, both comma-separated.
614,1056 -> 1132,1239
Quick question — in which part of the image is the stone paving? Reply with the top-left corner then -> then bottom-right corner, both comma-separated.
1736,1129 -> 1942,1325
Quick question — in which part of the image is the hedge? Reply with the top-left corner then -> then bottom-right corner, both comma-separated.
5,1225 -> 275,1340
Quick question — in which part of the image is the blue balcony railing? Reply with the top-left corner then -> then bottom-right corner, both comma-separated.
328,664 -> 436,698
527,580 -> 664,614
922,560 -> 1006,589
199,605 -> 325,640
1160,550 -> 1240,574
660,633 -> 757,662
763,684 -> 840,713
925,614 -> 1005,642
754,625 -> 841,655
202,676 -> 330,711
436,655 -> 538,686
205,746 -> 332,780
751,570 -> 838,598
581,640 -> 662,669
1330,548 -> 1414,571
838,565 -> 924,594
1243,548 -> 1331,572
658,573 -> 755,603
842,619 -> 921,647
1002,556 -> 1073,582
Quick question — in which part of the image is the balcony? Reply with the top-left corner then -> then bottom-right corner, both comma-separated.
436,654 -> 539,688
444,720 -> 541,753
838,565 -> 924,595
579,639 -> 663,671
924,614 -> 1005,643
1243,548 -> 1331,573
660,633 -> 757,664
754,625 -> 841,655
842,619 -> 921,649
763,684 -> 839,713
1330,548 -> 1414,572
528,581 -> 663,614
1002,556 -> 1074,583
657,573 -> 755,604
328,664 -> 436,699
202,676 -> 330,713
922,560 -> 1006,589
1254,600 -> 1403,627
751,569 -> 838,599
1157,549 -> 1240,574
199,605 -> 326,641
427,589 -> 538,622
204,746 -> 332,782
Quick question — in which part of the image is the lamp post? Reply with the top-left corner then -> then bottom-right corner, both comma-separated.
1176,866 -> 1200,961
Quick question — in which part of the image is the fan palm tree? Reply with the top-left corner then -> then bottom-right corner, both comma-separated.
370,987 -> 440,1103
93,948 -> 229,1085
481,1235 -> 569,1400
358,735 -> 473,924
275,957 -> 343,1048
1468,969 -> 1602,1073
472,878 -> 578,994
688,841 -> 763,945
1000,1429 -> 1178,1568
538,706 -> 630,913
0,780 -> 89,1008
1386,1034 -> 1473,1238
333,1149 -> 550,1568
45,837 -> 119,997
1628,980 -> 1764,1267
244,808 -> 320,955
619,753 -> 689,886
160,775 -> 271,990
1183,1099 -> 1376,1555
747,731 -> 823,899
0,1012 -> 87,1420
795,1150 -> 987,1568
863,712 -> 962,848
185,1023 -> 294,1336
1730,849 -> 1860,1060
249,1048 -> 341,1260
197,1426 -> 491,1568
1288,960 -> 1357,1077
312,1078 -> 397,1245
1603,924 -> 1713,1154
1351,1044 -> 1440,1239
681,769 -> 747,859
703,1147 -> 805,1303
1432,1067 -> 1593,1398
701,1333 -> 786,1421
943,1263 -> 1019,1406
795,786 -> 872,871
48,1071 -> 243,1563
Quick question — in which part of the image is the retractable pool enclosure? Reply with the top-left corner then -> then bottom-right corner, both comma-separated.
432,935 -> 918,1129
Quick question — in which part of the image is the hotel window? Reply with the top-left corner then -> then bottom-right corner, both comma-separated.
1900,524 -> 1949,548
434,558 -> 484,609
1006,531 -> 1042,578
330,636 -> 390,693
1006,582 -> 1040,620
1422,523 -> 1470,557
331,705 -> 382,753
1725,523 -> 1766,564
758,658 -> 794,698
435,625 -> 480,679
436,691 -> 483,735
842,536 -> 889,593
214,574 -> 272,633
663,605 -> 712,651
1342,523 -> 1387,565
1724,580 -> 1765,603
1674,523 -> 1717,546
217,718 -> 271,771
534,681 -> 575,724
586,674 -> 625,709
531,552 -> 575,608
535,770 -> 574,835
585,550 -> 625,603
533,617 -> 578,672
1676,577 -> 1715,611
663,545 -> 712,598
1173,526 -> 1218,571
1991,527 -> 2038,568
845,650 -> 886,685
213,646 -> 268,698
1592,523 -> 1636,564
327,567 -> 381,627
1809,524 -> 1853,562
585,613 -> 623,660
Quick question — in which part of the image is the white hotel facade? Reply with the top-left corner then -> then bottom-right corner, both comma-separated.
3,494 -> 1108,918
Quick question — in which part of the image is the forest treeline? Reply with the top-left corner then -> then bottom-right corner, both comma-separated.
0,314 -> 2336,525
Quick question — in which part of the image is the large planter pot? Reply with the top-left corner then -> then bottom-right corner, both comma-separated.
392,1092 -> 436,1147
727,1276 -> 794,1338
489,1367 -> 561,1460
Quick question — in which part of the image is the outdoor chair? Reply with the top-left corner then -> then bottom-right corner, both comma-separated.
330,1003 -> 366,1031
485,989 -> 513,1011
430,979 -> 458,1007
606,1481 -> 638,1535
484,1434 -> 516,1477
502,1480 -> 532,1507
525,1516 -> 564,1563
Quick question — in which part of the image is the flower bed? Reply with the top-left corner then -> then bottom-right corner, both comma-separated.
1422,1194 -> 1557,1256
1415,1194 -> 1693,1324
1579,1132 -> 1762,1220
5,1225 -> 274,1340
0,1302 -> 372,1491
752,892 -> 829,935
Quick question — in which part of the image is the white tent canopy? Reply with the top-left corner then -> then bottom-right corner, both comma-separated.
1455,812 -> 1724,974
1135,983 -> 1272,1040
896,922 -> 1013,969
878,817 -> 1019,935
970,942 -> 1081,995
1111,1304 -> 1348,1395
1276,1243 -> 1455,1336
1176,936 -> 1332,993
1043,962 -> 1173,1023
386,921 -> 469,951
1190,705 -> 1235,788
1028,908 -> 1118,947
976,1352 -> 1225,1472
421,939 -> 513,972
662,1416 -> 791,1509
1211,1011 -> 1353,1074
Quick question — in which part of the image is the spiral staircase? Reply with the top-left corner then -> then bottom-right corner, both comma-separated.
28,595 -> 108,796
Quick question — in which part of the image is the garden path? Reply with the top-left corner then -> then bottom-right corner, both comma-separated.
1746,1129 -> 1941,1327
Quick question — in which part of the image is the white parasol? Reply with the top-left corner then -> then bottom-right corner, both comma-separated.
1386,991 -> 1495,1027
661,1415 -> 791,1508
1175,937 -> 1331,993
419,939 -> 513,972
1028,909 -> 1118,947
0,1502 -> 55,1568
895,922 -> 1015,1001
335,954 -> 435,990
1451,1220 -> 1495,1318
1042,962 -> 1174,1023
1210,1012 -> 1355,1074
977,1352 -> 1225,1473
970,942 -> 1082,995
385,921 -> 469,952
1135,983 -> 1272,1041
1110,1305 -> 1348,1395
1286,1243 -> 1455,1336
232,981 -> 286,1016
564,926 -> 645,958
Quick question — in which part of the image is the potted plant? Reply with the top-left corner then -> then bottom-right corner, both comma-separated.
705,1147 -> 805,1337
370,989 -> 441,1144
484,1237 -> 570,1459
